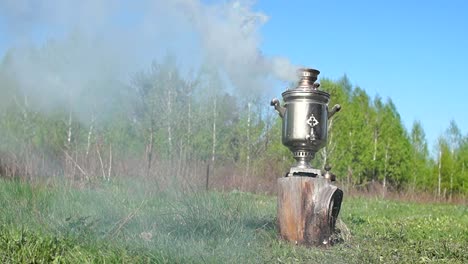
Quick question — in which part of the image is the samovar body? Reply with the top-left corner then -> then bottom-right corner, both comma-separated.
271,68 -> 340,177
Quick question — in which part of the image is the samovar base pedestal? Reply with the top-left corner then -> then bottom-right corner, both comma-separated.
286,167 -> 322,177
287,150 -> 321,177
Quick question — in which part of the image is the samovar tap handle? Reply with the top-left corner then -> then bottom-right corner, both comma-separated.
270,98 -> 286,118
328,104 -> 341,119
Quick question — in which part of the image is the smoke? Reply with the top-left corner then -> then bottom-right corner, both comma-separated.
175,0 -> 298,89
0,0 -> 299,119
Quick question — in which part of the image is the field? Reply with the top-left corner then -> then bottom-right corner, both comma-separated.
0,178 -> 466,263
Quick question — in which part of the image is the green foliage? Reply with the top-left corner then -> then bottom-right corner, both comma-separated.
410,121 -> 433,190
319,79 -> 414,191
0,49 -> 467,194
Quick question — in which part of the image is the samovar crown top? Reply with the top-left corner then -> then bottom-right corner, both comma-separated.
298,68 -> 320,89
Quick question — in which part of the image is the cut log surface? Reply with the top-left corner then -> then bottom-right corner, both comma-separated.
277,177 -> 343,247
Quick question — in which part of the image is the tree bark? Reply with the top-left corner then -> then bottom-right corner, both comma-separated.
108,144 -> 112,181
146,121 -> 154,178
167,86 -> 173,158
383,143 -> 389,198
450,149 -> 454,201
65,95 -> 73,179
188,83 -> 192,145
322,118 -> 334,169
96,141 -> 106,180
277,177 -> 343,247
86,113 -> 95,158
245,102 -> 251,185
211,97 -> 217,177
438,150 -> 442,198
373,129 -> 378,182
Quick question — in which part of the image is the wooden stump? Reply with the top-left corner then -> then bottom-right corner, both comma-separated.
277,177 -> 343,246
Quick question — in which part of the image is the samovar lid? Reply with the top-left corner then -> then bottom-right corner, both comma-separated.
281,68 -> 330,103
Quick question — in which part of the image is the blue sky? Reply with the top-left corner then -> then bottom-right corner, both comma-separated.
256,0 -> 468,151
0,0 -> 467,152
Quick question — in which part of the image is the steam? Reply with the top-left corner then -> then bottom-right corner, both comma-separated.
0,0 -> 299,118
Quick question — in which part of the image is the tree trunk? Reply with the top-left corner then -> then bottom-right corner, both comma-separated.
347,165 -> 352,193
463,163 -> 466,201
322,118 -> 334,169
96,140 -> 106,180
438,150 -> 442,198
107,144 -> 112,180
277,177 -> 343,247
146,121 -> 154,178
450,149 -> 454,201
86,114 -> 95,158
188,83 -> 192,145
205,163 -> 210,191
372,129 -> 378,182
211,97 -> 217,177
348,131 -> 354,188
67,106 -> 72,149
245,102 -> 251,186
265,109 -> 272,151
167,87 -> 173,158
382,143 -> 388,198
412,157 -> 417,192
65,98 -> 73,179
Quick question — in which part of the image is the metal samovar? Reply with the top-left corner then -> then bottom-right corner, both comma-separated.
271,68 -> 341,177
272,68 -> 344,246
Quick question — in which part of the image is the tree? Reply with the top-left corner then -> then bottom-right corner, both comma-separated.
318,77 -> 351,175
436,136 -> 453,198
456,136 -> 468,195
409,120 -> 431,191
377,99 -> 411,192
347,87 -> 374,186
446,120 -> 462,199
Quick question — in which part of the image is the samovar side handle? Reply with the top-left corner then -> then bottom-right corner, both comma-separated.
328,104 -> 341,119
270,98 -> 286,119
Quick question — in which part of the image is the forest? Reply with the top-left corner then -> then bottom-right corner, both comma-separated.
0,45 -> 466,200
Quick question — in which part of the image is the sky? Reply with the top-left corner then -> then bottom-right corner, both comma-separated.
0,0 -> 467,153
255,0 -> 468,152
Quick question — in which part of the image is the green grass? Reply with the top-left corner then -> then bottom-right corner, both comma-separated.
0,178 -> 466,263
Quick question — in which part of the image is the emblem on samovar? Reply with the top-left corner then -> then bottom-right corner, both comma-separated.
306,114 -> 319,141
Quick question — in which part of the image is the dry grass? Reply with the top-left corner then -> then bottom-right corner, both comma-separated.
1,148 -> 466,206
0,177 -> 466,263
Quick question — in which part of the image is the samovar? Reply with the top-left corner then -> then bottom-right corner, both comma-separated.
271,68 -> 341,177
272,68 -> 344,246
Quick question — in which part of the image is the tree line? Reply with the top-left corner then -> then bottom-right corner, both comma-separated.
0,50 -> 466,198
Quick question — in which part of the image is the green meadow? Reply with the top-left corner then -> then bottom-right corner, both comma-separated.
0,178 -> 466,263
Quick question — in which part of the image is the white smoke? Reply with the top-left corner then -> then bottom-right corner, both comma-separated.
0,0 -> 299,116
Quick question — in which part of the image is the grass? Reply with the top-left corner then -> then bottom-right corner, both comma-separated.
0,178 -> 466,263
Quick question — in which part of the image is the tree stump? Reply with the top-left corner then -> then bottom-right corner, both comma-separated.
277,177 -> 343,246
